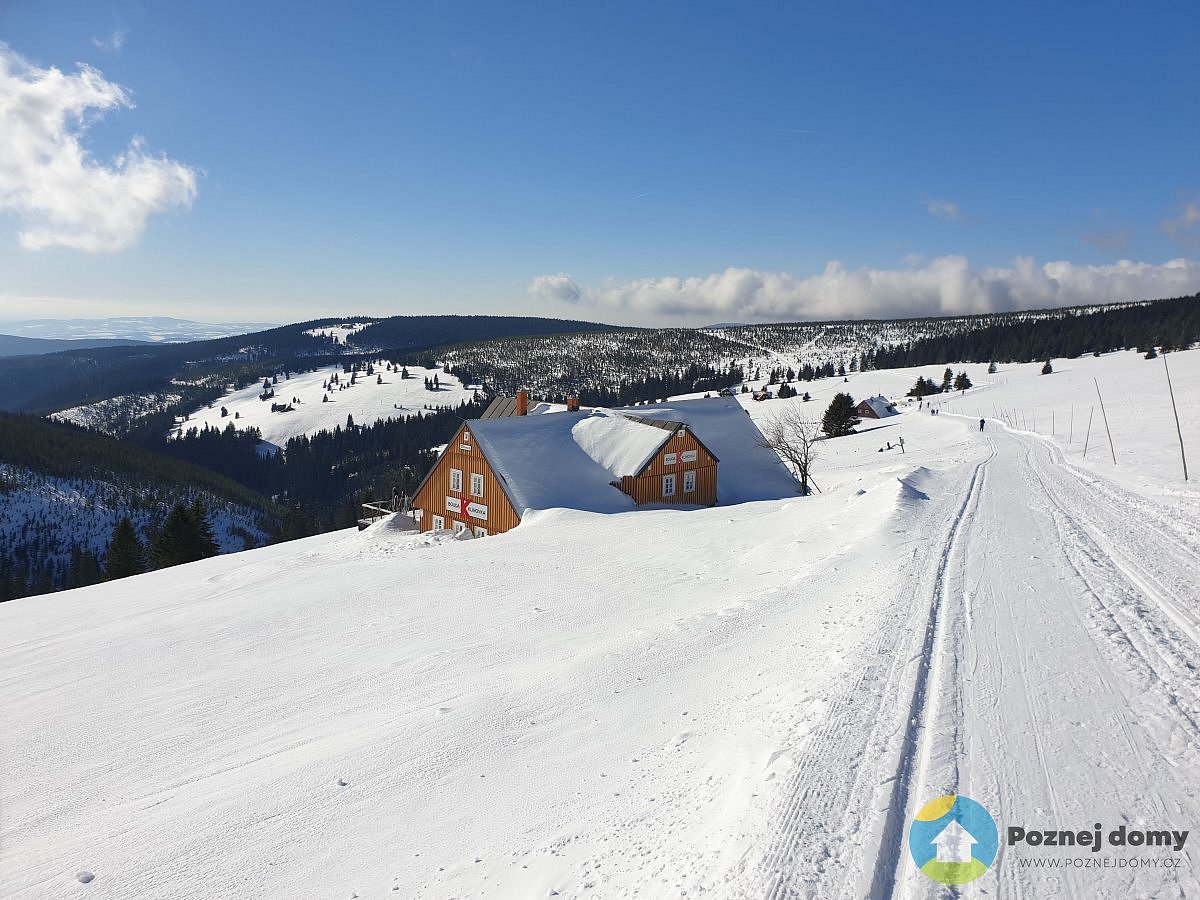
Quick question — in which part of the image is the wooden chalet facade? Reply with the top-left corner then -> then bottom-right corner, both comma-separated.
856,395 -> 899,419
612,417 -> 718,507
411,422 -> 520,537
411,404 -> 720,537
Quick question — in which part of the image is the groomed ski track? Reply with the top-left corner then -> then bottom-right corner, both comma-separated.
748,420 -> 1199,899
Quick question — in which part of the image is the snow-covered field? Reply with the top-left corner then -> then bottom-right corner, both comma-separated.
302,322 -> 372,344
2,350 -> 1197,899
174,363 -> 475,448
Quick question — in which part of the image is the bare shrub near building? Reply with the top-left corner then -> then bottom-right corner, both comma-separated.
757,406 -> 821,496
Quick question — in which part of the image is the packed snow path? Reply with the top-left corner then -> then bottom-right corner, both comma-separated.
752,422 -> 1200,899
2,398 -> 1197,899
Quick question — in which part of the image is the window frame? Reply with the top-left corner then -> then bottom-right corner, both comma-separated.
470,472 -> 485,497
450,467 -> 463,493
683,469 -> 696,493
662,473 -> 676,497
431,514 -> 445,530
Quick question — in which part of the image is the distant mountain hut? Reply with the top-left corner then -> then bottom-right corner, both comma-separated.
856,395 -> 899,419
408,393 -> 797,537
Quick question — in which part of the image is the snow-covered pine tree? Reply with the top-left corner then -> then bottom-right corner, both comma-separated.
821,393 -> 860,437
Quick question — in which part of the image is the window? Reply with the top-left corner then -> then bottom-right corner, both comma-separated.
471,473 -> 484,497
431,515 -> 445,530
662,473 -> 676,497
683,470 -> 696,493
453,521 -> 467,536
450,468 -> 463,492
473,526 -> 488,538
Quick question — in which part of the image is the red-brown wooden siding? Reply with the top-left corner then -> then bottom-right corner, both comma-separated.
856,401 -> 880,419
619,429 -> 717,506
412,423 -> 520,535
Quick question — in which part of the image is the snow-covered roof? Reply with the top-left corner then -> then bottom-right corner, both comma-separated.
626,397 -> 799,504
467,413 -> 639,516
465,396 -> 798,516
860,395 -> 898,417
570,410 -> 678,479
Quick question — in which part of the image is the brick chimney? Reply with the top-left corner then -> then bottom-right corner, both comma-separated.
566,396 -> 580,412
515,389 -> 528,416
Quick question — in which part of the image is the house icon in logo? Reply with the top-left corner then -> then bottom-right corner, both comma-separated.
933,819 -> 977,864
909,794 -> 998,885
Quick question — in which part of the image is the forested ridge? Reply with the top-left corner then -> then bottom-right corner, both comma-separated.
3,295 -> 1196,603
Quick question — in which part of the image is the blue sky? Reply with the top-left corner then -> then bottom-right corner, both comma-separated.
1,1 -> 1198,326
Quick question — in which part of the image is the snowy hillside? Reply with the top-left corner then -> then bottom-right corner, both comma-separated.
52,392 -> 184,436
0,464 -> 270,596
173,363 -> 476,449
302,322 -> 372,344
2,350 -> 1197,898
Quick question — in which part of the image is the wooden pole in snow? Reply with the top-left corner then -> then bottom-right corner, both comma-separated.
1094,379 -> 1117,465
1069,406 -> 1074,445
1083,407 -> 1094,458
1163,354 -> 1189,481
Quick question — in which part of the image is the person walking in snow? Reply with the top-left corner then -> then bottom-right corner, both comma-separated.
391,485 -> 401,511
979,418 -> 985,432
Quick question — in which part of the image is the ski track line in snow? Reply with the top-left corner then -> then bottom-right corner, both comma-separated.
1033,441 -> 1200,649
911,422 -> 1198,900
750,449 -> 993,900
879,448 -> 994,900
1020,439 -> 1200,738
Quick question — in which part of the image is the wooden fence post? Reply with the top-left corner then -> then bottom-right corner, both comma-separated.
1163,354 -> 1189,481
1094,379 -> 1117,465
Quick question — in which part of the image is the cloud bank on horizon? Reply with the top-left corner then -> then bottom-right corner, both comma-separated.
530,257 -> 1200,323
0,44 -> 196,252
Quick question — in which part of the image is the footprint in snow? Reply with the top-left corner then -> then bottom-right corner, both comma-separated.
337,778 -> 349,787
76,872 -> 95,884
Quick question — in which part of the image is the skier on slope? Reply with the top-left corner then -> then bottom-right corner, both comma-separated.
979,418 -> 985,432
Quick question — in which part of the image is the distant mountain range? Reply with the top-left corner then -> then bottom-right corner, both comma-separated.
0,334 -> 148,358
1,316 -> 279,344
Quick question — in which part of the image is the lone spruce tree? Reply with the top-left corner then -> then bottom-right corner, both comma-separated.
190,498 -> 220,559
821,392 -> 861,437
151,502 -> 220,569
105,516 -> 145,580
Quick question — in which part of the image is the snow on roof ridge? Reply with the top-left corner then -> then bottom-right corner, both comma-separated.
465,395 -> 798,515
570,408 -> 677,479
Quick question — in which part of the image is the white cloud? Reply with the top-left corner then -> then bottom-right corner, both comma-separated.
91,31 -> 126,52
1160,199 -> 1200,251
0,43 -> 197,252
923,197 -> 961,221
528,272 -> 581,303
529,257 -> 1200,323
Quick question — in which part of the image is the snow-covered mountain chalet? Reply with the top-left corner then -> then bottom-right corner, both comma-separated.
410,393 -> 798,536
856,394 -> 899,419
